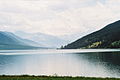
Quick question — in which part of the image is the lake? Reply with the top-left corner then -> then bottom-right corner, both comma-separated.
0,49 -> 120,78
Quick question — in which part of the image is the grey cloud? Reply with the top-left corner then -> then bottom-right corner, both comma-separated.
0,0 -> 120,36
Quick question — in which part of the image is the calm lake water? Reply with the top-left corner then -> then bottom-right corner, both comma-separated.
0,49 -> 120,78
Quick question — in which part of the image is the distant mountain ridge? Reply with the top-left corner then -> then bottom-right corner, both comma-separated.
0,31 -> 44,50
63,20 -> 120,49
15,31 -> 68,48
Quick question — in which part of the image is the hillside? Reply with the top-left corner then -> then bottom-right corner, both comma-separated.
0,31 -> 42,50
63,20 -> 120,49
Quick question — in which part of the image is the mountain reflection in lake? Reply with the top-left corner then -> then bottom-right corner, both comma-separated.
0,49 -> 120,78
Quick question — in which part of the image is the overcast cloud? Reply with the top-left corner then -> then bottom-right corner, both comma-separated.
0,0 -> 120,36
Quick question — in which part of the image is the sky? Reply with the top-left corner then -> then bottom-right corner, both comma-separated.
0,0 -> 120,36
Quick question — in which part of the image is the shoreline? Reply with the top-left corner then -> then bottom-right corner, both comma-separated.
0,75 -> 120,80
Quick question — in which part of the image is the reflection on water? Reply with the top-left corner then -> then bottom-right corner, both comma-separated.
0,49 -> 120,78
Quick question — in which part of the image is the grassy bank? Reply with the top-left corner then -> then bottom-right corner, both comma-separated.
0,75 -> 120,80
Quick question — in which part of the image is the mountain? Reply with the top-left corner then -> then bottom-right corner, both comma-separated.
63,20 -> 120,49
0,31 -> 43,50
15,31 -> 68,48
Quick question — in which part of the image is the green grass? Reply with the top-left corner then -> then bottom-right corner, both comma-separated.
0,75 -> 120,80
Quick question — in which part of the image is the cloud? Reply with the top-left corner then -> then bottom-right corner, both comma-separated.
0,0 -> 120,36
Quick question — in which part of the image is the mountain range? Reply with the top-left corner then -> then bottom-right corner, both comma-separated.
63,20 -> 120,49
0,30 -> 70,49
1,20 -> 120,50
14,31 -> 68,48
0,31 -> 44,50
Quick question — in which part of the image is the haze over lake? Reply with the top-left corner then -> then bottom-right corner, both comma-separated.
0,49 -> 120,78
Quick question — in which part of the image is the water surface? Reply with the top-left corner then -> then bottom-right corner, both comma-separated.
0,49 -> 120,78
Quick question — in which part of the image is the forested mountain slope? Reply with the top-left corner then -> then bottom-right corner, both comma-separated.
63,20 -> 120,49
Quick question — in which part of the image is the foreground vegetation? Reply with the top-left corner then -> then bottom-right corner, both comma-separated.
0,75 -> 120,80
